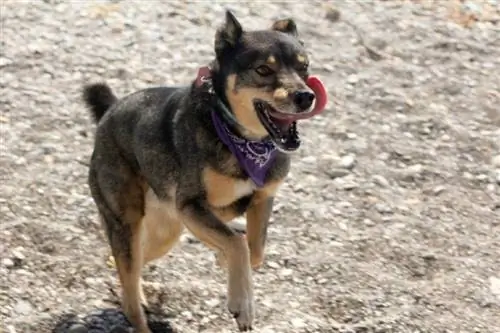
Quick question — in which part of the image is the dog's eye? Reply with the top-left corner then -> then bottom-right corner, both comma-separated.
255,65 -> 275,77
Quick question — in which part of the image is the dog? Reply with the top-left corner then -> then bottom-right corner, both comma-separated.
82,10 -> 327,332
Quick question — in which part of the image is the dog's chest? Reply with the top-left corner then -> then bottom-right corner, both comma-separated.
233,179 -> 256,200
203,165 -> 257,202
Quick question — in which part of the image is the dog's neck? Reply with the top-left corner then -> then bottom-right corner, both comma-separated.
193,65 -> 278,187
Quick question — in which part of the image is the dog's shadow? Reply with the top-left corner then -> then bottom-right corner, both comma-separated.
52,306 -> 175,333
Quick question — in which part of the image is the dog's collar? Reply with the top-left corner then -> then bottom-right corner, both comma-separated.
195,66 -> 242,130
195,66 -> 278,187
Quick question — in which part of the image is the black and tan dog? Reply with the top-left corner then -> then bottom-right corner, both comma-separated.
82,10 -> 327,333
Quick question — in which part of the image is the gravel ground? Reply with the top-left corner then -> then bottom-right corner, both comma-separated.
1,1 -> 500,333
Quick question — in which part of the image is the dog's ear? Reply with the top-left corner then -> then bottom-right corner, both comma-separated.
215,10 -> 243,55
271,18 -> 298,37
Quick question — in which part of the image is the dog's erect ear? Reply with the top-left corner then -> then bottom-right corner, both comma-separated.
271,18 -> 298,37
215,10 -> 243,54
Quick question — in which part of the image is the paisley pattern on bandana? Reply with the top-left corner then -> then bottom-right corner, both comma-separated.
211,111 -> 277,187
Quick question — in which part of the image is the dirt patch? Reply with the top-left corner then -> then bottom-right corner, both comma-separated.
1,1 -> 499,333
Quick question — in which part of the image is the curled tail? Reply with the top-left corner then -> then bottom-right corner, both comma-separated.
83,83 -> 117,123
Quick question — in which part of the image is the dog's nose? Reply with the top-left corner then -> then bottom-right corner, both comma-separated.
293,90 -> 315,111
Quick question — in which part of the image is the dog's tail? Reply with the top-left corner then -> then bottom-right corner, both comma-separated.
83,83 -> 117,123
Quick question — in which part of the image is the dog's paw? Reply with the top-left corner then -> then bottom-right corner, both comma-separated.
227,293 -> 254,331
250,253 -> 264,270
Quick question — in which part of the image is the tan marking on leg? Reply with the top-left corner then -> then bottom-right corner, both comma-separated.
111,179 -> 151,333
246,179 -> 284,269
114,219 -> 151,333
141,187 -> 184,264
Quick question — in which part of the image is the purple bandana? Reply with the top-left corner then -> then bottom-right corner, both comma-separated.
211,111 -> 277,187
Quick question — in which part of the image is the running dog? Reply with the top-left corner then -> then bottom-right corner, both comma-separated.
82,10 -> 327,332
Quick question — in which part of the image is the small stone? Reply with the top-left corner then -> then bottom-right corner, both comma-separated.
302,156 -> 317,164
372,175 -> 390,187
204,298 -> 220,307
433,185 -> 446,195
492,155 -> 500,167
325,6 -> 341,22
279,268 -> 293,277
322,64 -> 335,72
0,57 -> 13,68
489,276 -> 500,299
476,174 -> 488,182
339,155 -> 356,170
363,218 -> 375,226
68,324 -> 88,333
401,164 -> 423,181
495,170 -> 500,185
267,261 -> 280,269
13,300 -> 33,316
334,178 -> 359,190
375,203 -> 392,214
181,310 -> 193,319
347,74 -> 359,84
326,168 -> 350,179
1,258 -> 14,268
291,317 -> 307,328
11,248 -> 25,261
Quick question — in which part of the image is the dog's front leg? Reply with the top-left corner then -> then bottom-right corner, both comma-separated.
181,198 -> 254,332
246,193 -> 274,269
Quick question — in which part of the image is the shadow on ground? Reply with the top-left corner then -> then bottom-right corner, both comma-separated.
51,307 -> 175,333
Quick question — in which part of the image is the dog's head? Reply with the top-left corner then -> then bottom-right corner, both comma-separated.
213,11 -> 326,153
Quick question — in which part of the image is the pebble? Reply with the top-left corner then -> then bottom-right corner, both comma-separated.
363,218 -> 375,226
13,300 -> 33,316
339,155 -> 356,170
326,168 -> 350,179
279,268 -> 293,277
267,261 -> 280,269
401,164 -> 423,180
322,63 -> 335,72
495,170 -> 500,185
433,185 -> 446,195
291,317 -> 307,328
11,248 -> 25,261
492,155 -> 500,167
347,74 -> 359,85
204,298 -> 220,307
1,258 -> 15,268
375,203 -> 392,214
489,276 -> 500,299
372,175 -> 390,187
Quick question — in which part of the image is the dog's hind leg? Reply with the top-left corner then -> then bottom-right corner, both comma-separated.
89,166 -> 152,333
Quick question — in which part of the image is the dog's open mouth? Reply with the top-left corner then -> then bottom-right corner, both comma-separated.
254,100 -> 300,152
254,76 -> 329,152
